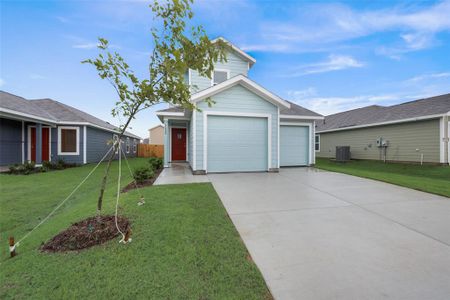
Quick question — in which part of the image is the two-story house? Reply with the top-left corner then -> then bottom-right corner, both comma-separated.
156,38 -> 323,174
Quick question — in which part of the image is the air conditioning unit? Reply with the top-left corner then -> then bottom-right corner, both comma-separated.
336,146 -> 351,162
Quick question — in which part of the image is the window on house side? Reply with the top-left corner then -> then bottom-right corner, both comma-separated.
59,128 -> 78,154
133,139 -> 137,153
126,137 -> 130,153
315,134 -> 320,152
213,70 -> 228,85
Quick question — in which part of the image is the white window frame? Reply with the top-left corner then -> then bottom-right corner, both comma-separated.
211,69 -> 230,86
315,134 -> 320,152
133,139 -> 137,153
126,137 -> 130,153
58,126 -> 80,155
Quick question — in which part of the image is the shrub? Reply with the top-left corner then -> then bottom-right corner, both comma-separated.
42,160 -> 53,171
133,166 -> 154,184
148,157 -> 163,170
22,161 -> 36,175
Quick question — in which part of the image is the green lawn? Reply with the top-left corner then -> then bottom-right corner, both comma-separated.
0,158 -> 270,299
315,158 -> 450,197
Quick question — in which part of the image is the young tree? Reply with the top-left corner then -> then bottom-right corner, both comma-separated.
83,0 -> 227,215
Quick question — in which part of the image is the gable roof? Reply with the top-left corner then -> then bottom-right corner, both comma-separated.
156,77 -> 324,121
316,93 -> 450,133
281,101 -> 324,119
0,91 -> 140,139
212,37 -> 256,68
191,75 -> 291,109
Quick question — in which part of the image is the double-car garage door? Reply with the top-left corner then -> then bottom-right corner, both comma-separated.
206,116 -> 309,173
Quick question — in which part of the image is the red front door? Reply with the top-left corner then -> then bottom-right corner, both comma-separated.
171,128 -> 186,161
30,127 -> 50,162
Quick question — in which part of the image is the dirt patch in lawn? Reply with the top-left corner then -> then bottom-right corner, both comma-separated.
121,167 -> 163,193
41,215 -> 130,253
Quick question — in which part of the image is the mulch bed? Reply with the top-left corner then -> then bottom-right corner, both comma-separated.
40,215 -> 130,253
121,167 -> 163,193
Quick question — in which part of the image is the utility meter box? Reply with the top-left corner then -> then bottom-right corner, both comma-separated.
376,138 -> 383,147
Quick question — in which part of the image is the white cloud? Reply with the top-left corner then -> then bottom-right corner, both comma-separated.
0,78 -> 4,87
56,16 -> 69,23
72,43 -> 99,49
247,0 -> 450,54
406,72 -> 450,82
286,55 -> 364,77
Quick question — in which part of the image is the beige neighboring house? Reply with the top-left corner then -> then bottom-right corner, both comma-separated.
148,124 -> 164,145
315,93 -> 450,164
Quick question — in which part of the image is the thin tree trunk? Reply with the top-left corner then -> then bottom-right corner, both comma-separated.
96,106 -> 139,215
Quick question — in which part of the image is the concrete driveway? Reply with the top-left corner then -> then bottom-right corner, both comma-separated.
209,168 -> 450,300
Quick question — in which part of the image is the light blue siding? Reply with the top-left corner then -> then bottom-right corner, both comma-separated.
280,125 -> 309,166
207,116 -> 267,172
190,51 -> 249,92
195,84 -> 278,171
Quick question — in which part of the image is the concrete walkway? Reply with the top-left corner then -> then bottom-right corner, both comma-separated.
209,168 -> 450,300
153,163 -> 209,185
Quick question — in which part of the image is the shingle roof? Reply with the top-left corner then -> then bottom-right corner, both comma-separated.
156,101 -> 322,118
281,100 -> 323,117
0,91 -> 54,121
0,91 -> 140,139
316,93 -> 450,132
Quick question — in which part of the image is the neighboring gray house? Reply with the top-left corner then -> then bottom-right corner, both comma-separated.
0,91 -> 141,166
156,38 -> 323,174
315,94 -> 450,164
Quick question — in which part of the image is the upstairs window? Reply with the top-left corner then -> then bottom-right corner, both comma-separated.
315,134 -> 320,152
212,69 -> 229,85
58,127 -> 79,155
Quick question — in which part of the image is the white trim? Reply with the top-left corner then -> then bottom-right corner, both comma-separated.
315,133 -> 320,153
440,117 -> 445,163
191,75 -> 291,109
277,107 -> 280,168
57,126 -> 80,155
313,121 -> 316,164
188,69 -> 192,86
192,110 -> 197,170
27,125 -> 52,162
0,108 -> 140,139
317,113 -> 446,133
280,122 -> 313,165
280,115 -> 324,120
156,111 -> 184,117
203,111 -> 272,173
212,37 -> 256,66
21,121 -> 25,164
0,108 -> 56,124
211,68 -> 230,86
83,125 -> 87,164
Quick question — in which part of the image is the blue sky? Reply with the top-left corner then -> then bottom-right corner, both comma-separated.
2,0 -> 450,138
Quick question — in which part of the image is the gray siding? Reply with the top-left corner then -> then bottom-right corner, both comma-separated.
86,127 -> 138,163
51,126 -> 85,164
316,119 -> 441,163
0,118 -> 23,166
190,51 -> 249,92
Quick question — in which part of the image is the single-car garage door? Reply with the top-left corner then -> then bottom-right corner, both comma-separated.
280,125 -> 309,166
207,115 -> 268,173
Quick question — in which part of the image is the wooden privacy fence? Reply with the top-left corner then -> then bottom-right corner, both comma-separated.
137,144 -> 164,158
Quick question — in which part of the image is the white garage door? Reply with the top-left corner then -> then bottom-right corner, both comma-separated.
280,125 -> 309,166
207,115 -> 268,173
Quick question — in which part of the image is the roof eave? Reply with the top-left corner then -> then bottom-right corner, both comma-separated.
316,113 -> 446,133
